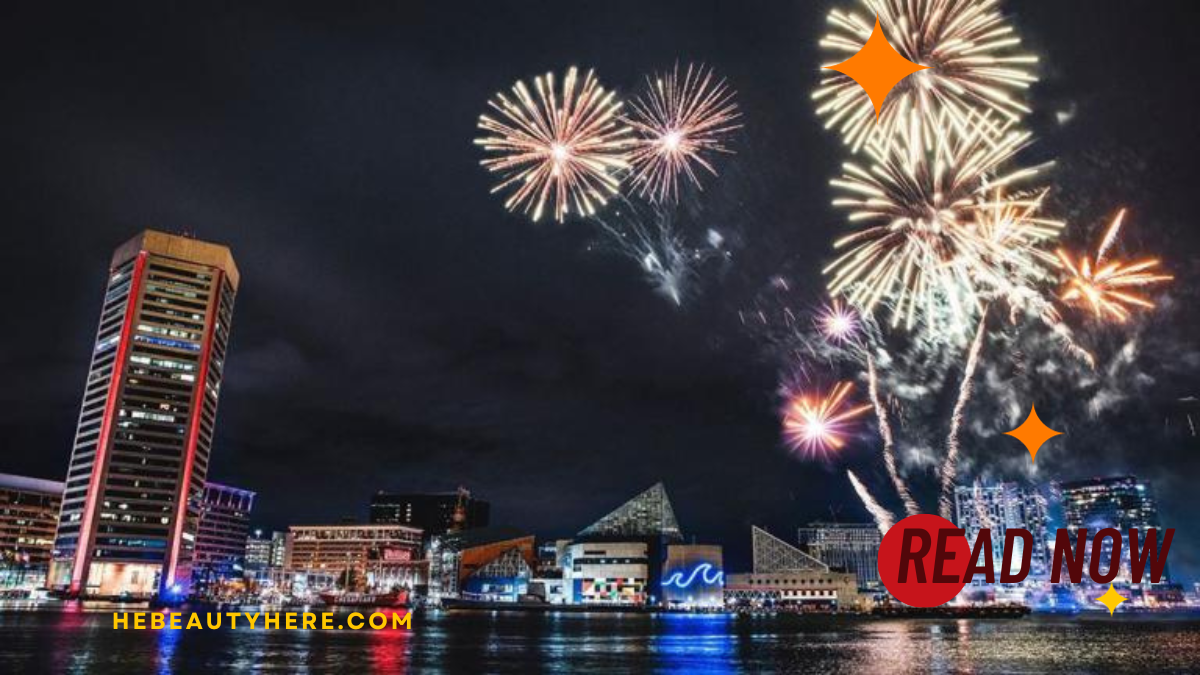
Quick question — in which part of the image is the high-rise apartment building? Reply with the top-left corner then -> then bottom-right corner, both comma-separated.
192,482 -> 255,586
953,482 -> 1051,580
49,231 -> 239,598
1059,475 -> 1166,584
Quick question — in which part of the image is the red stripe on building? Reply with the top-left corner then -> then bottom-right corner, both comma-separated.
70,252 -> 148,594
164,269 -> 224,591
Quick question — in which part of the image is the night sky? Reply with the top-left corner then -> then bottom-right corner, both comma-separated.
1,1 -> 1197,576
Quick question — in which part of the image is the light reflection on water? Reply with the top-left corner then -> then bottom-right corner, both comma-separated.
1,608 -> 1198,674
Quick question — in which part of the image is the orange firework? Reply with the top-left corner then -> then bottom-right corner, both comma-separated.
782,381 -> 872,456
475,67 -> 633,223
1055,209 -> 1173,323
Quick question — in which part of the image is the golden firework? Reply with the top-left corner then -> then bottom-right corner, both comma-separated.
476,67 -> 633,223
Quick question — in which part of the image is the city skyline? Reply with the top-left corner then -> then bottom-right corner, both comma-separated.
0,0 -> 1197,582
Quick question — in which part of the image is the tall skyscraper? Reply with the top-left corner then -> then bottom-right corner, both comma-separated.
798,522 -> 882,588
192,482 -> 255,587
1058,475 -> 1166,584
953,482 -> 1051,580
50,231 -> 239,598
369,488 -> 490,539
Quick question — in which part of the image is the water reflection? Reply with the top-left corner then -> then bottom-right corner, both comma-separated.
156,613 -> 180,675
650,613 -> 736,674
2,607 -> 1199,673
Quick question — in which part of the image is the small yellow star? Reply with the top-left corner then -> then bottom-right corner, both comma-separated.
1004,405 -> 1062,463
1096,583 -> 1127,616
823,17 -> 929,119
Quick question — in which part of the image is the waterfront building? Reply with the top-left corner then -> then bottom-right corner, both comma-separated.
0,473 -> 64,589
564,541 -> 649,606
191,482 -> 255,588
798,522 -> 882,589
246,529 -> 287,572
725,526 -> 862,610
428,526 -> 535,603
577,482 -> 682,542
245,530 -> 272,569
575,482 -> 683,602
49,231 -> 239,598
661,544 -> 724,609
369,487 -> 489,539
1059,475 -> 1167,585
285,524 -> 423,591
953,482 -> 1051,579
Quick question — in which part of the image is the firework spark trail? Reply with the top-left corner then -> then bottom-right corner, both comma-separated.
590,198 -> 723,305
625,63 -> 742,204
939,306 -> 989,520
867,355 -> 920,516
814,0 -> 1038,153
848,470 -> 895,536
476,67 -> 633,223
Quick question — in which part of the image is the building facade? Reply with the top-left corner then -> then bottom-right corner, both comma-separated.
50,231 -> 239,598
0,473 -> 64,589
725,526 -> 861,610
369,488 -> 489,538
192,482 -> 255,587
428,527 -> 535,603
245,529 -> 286,571
798,522 -> 882,589
953,482 -> 1051,580
661,544 -> 724,608
285,524 -> 423,591
724,570 -> 861,609
1059,475 -> 1167,585
564,541 -> 650,606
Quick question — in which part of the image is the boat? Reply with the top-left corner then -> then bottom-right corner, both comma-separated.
318,590 -> 408,608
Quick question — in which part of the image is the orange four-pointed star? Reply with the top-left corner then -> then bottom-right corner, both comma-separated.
823,17 -> 929,119
1005,405 -> 1062,463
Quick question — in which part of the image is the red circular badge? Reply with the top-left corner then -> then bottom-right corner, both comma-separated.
877,514 -> 970,607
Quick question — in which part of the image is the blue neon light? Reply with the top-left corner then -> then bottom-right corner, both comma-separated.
662,563 -> 724,589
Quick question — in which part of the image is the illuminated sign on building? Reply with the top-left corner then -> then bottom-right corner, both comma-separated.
661,544 -> 724,608
662,563 -> 724,589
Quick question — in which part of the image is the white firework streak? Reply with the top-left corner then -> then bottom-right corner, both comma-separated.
939,307 -> 989,520
590,199 -> 721,306
848,470 -> 895,536
867,354 -> 920,516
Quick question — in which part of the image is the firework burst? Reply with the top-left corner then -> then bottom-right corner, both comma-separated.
476,67 -> 633,223
825,113 -> 1048,335
814,0 -> 1038,152
782,381 -> 872,457
817,299 -> 862,343
1056,209 -> 1173,323
624,63 -> 742,204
